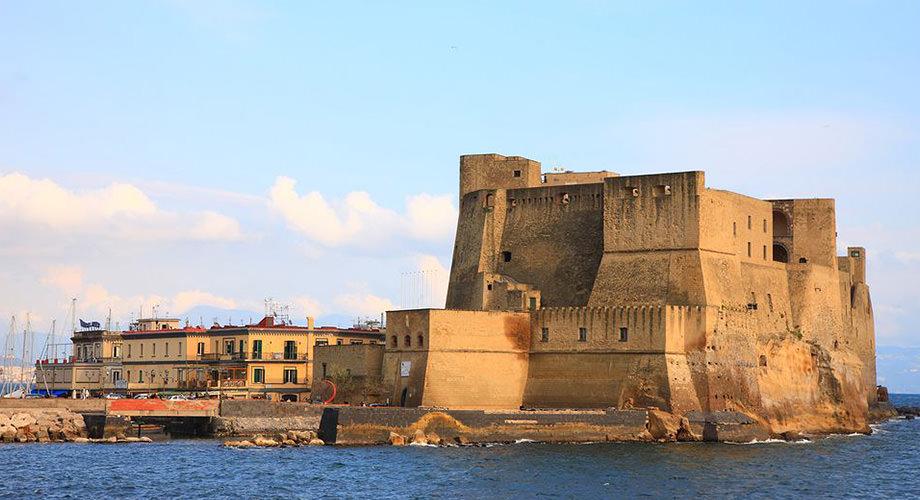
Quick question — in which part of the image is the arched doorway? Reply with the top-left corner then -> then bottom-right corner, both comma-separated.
773,211 -> 791,238
773,244 -> 789,263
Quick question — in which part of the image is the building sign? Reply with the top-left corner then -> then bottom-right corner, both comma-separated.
114,380 -> 128,389
400,361 -> 411,377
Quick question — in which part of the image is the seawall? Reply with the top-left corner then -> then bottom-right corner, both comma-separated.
317,407 -> 772,445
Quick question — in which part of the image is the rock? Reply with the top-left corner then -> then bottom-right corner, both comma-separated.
781,431 -> 806,441
411,429 -> 428,445
388,432 -> 406,446
647,409 -> 682,442
455,435 -> 471,446
15,427 -> 36,443
236,440 -> 254,448
116,433 -> 127,441
10,413 -> 36,429
139,437 -> 153,443
425,432 -> 442,446
282,439 -> 297,447
0,425 -> 16,443
308,438 -> 325,446
253,437 -> 279,447
73,437 -> 90,444
106,436 -> 118,443
676,417 -> 702,442
0,414 -> 10,427
124,437 -> 142,443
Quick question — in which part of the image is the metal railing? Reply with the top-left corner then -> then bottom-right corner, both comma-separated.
196,352 -> 308,361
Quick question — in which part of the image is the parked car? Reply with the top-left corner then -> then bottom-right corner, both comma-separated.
133,393 -> 152,399
103,393 -> 126,399
167,394 -> 190,401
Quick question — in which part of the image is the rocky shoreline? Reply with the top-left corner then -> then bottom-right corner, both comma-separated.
0,409 -> 86,443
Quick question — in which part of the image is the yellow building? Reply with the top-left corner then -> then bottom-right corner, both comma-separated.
34,327 -> 125,396
119,316 -> 384,401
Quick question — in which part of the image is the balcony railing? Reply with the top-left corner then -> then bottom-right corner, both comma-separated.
197,353 -> 247,362
208,379 -> 247,388
196,352 -> 308,362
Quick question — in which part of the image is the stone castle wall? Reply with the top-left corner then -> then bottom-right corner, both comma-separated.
400,153 -> 877,435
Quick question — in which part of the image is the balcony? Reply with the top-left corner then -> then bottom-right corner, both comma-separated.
197,352 -> 247,362
207,379 -> 246,388
197,352 -> 309,362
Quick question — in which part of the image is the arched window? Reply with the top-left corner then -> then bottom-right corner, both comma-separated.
403,335 -> 411,347
390,335 -> 397,348
773,244 -> 789,263
417,335 -> 424,347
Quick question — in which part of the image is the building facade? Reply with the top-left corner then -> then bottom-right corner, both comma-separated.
37,316 -> 384,401
381,153 -> 878,435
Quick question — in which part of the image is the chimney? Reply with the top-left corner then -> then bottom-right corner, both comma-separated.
307,316 -> 315,330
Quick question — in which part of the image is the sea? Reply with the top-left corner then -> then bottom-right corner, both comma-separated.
2,394 -> 918,499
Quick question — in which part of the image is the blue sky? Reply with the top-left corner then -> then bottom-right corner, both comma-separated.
1,1 -> 919,389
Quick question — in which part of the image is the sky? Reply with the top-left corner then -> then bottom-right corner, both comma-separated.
1,1 -> 919,389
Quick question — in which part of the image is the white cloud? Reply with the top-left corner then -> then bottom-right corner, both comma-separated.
0,172 -> 244,242
406,194 -> 458,241
414,254 -> 449,308
334,292 -> 395,318
39,265 -> 84,296
290,295 -> 325,317
268,176 -> 456,248
40,266 -> 238,320
172,290 -> 237,313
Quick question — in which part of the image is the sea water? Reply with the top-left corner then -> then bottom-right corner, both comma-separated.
2,394 -> 918,499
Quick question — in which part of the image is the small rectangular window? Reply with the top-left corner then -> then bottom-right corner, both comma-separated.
283,368 -> 298,384
733,222 -> 737,236
196,342 -> 204,355
747,242 -> 752,257
165,342 -> 169,357
578,328 -> 587,342
748,215 -> 752,229
152,343 -> 156,356
253,367 -> 264,384
763,219 -> 768,232
619,327 -> 628,342
763,245 -> 767,260
529,297 -> 537,310
502,251 -> 512,262
540,327 -> 549,342
513,170 -> 521,178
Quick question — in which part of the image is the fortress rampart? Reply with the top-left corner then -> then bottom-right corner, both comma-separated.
387,153 -> 878,435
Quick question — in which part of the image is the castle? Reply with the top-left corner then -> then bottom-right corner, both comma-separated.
381,153 -> 877,435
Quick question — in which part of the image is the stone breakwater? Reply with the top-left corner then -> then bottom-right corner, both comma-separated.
0,409 -> 86,443
223,430 -> 325,448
